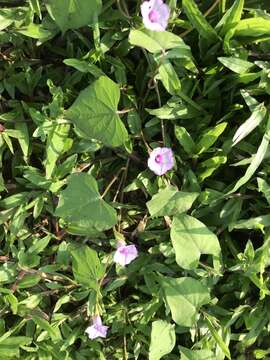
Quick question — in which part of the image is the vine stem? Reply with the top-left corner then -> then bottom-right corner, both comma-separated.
142,48 -> 166,146
220,0 -> 226,14
154,79 -> 165,145
117,108 -> 133,114
140,130 -> 152,154
116,0 -> 131,18
101,167 -> 125,199
117,158 -> 130,231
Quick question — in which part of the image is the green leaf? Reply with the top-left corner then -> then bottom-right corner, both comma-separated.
147,186 -> 198,217
230,214 -> 270,230
66,76 -> 128,147
228,118 -> 270,194
171,214 -> 221,269
32,316 -> 61,341
14,122 -> 29,158
33,196 -> 44,218
55,173 -> 117,232
257,178 -> 270,204
45,123 -> 72,179
254,349 -> 270,359
205,317 -> 231,359
175,126 -> 196,155
216,0 -> 244,37
241,305 -> 268,348
182,0 -> 218,43
64,58 -> 105,77
29,0 -> 42,19
4,293 -> 18,314
0,337 -> 32,358
232,103 -> 266,146
0,9 -> 14,31
0,263 -> 17,284
127,110 -> 141,134
46,0 -> 102,33
234,18 -> 270,38
0,192 -> 32,209
149,320 -> 175,360
129,29 -> 187,53
28,235 -> 51,254
70,245 -> 104,289
2,133 -> 14,154
53,294 -> 71,313
241,89 -> 259,111
179,346 -> 215,360
17,294 -> 42,311
196,122 -> 227,154
16,23 -> 55,41
17,274 -> 41,289
18,250 -> 40,268
147,101 -> 199,120
158,60 -> 181,95
161,276 -> 210,327
198,155 -> 227,182
218,57 -> 254,74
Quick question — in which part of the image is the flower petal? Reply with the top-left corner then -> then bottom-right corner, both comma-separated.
141,0 -> 169,31
124,245 -> 138,265
113,245 -> 138,266
148,147 -> 174,175
97,325 -> 109,338
142,16 -> 166,31
140,0 -> 154,19
113,248 -> 127,266
158,3 -> 170,29
86,325 -> 101,340
92,315 -> 102,326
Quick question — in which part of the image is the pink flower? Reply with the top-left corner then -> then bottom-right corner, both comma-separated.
140,0 -> 170,32
148,147 -> 174,176
85,316 -> 109,340
113,241 -> 138,266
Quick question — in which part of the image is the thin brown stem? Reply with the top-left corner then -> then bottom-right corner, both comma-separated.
153,79 -> 166,145
117,108 -> 134,114
205,0 -> 220,17
101,167 -> 125,199
142,48 -> 166,145
113,158 -> 129,203
140,130 -> 152,154
123,333 -> 128,360
120,0 -> 130,18
116,0 -> 131,18
117,159 -> 130,231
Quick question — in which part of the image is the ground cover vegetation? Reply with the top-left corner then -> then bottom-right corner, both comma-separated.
1,0 -> 270,359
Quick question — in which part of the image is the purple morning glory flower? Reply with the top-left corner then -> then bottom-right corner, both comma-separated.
113,241 -> 138,266
85,316 -> 109,340
141,0 -> 170,32
148,147 -> 174,176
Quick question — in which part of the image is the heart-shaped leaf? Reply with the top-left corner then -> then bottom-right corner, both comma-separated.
66,76 -> 128,147
161,276 -> 210,327
171,214 -> 221,269
55,173 -> 117,232
46,0 -> 102,33
147,186 -> 198,217
149,320 -> 175,360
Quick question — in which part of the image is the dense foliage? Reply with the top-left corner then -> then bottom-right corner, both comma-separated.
1,0 -> 270,359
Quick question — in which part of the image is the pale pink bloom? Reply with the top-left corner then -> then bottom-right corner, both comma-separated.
148,147 -> 174,176
113,241 -> 138,266
85,316 -> 108,340
141,0 -> 170,32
